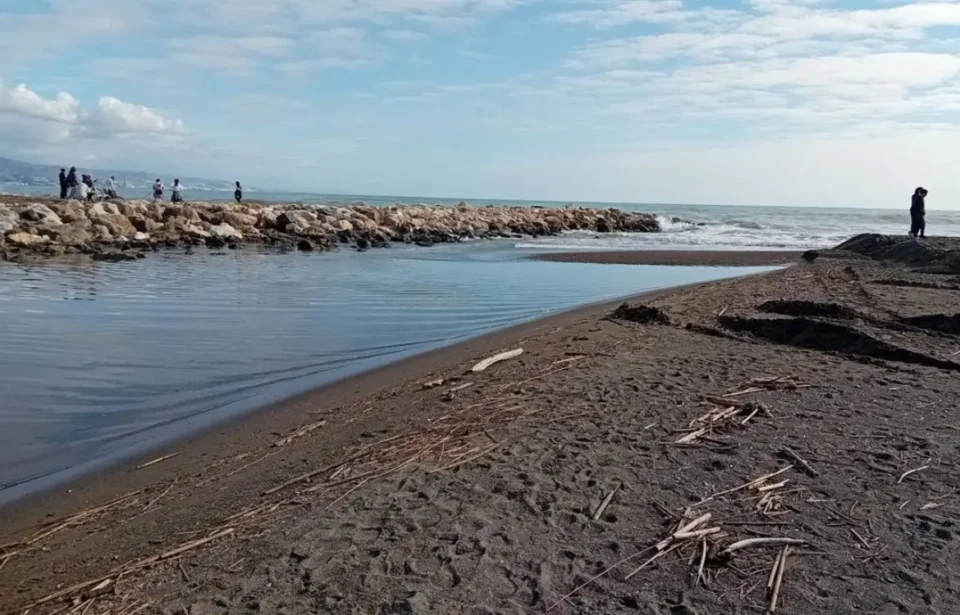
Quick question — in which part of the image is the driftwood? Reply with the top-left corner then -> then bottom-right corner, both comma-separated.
781,447 -> 819,477
719,537 -> 806,558
592,484 -> 621,521
471,348 -> 523,372
135,452 -> 181,470
897,464 -> 930,484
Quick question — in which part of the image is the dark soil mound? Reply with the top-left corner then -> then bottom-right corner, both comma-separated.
899,313 -> 960,336
718,315 -> 960,371
758,300 -> 858,320
611,303 -> 671,325
871,279 -> 960,291
834,234 -> 960,269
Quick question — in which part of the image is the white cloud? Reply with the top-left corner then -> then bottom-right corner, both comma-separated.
0,81 -> 186,153
90,97 -> 187,135
0,82 -> 80,124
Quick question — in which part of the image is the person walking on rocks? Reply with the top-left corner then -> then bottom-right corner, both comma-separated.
234,181 -> 242,203
153,178 -> 164,201
58,168 -> 67,200
171,179 -> 183,203
910,187 -> 927,239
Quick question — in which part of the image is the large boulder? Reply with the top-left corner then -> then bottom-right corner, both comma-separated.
87,202 -> 121,217
6,232 -> 48,247
163,205 -> 200,222
43,223 -> 91,246
91,214 -> 137,239
276,210 -> 314,231
129,215 -> 161,233
209,223 -> 241,240
52,202 -> 87,223
183,223 -> 210,239
20,203 -> 62,226
224,212 -> 258,230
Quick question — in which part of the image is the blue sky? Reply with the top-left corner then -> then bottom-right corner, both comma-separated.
3,0 -> 960,207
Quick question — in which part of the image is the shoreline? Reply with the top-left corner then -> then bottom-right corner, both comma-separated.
530,249 -> 802,266
5,234 -> 960,613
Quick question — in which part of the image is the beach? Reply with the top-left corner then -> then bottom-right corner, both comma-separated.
3,235 -> 960,614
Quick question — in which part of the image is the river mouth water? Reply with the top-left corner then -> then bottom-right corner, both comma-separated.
0,241 -> 775,506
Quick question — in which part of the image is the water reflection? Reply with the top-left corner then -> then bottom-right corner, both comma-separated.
0,243 -> 774,505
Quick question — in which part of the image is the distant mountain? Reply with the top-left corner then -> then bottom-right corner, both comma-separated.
0,157 -> 241,191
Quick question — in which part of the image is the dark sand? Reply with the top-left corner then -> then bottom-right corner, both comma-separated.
3,237 -> 960,614
531,249 -> 802,267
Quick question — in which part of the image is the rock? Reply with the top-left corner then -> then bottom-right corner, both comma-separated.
129,215 -> 160,233
6,232 -> 48,247
297,239 -> 314,251
134,232 -> 150,241
183,223 -> 210,239
87,202 -> 121,217
611,303 -> 671,325
210,223 -> 242,240
20,204 -> 62,226
802,250 -> 820,263
91,214 -> 137,239
335,219 -> 354,232
92,251 -> 138,262
224,212 -> 258,230
276,211 -> 313,231
390,592 -> 431,614
44,223 -> 91,246
356,237 -> 370,250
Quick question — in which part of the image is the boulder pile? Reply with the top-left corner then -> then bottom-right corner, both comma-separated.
0,197 -> 660,261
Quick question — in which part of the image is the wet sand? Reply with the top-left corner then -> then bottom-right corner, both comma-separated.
532,249 -> 802,267
3,237 -> 960,614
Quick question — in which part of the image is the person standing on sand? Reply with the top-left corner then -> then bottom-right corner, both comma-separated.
234,181 -> 242,203
58,168 -> 67,200
153,178 -> 164,201
171,179 -> 183,203
910,187 -> 927,239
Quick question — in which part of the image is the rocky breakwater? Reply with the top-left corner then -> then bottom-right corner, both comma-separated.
0,198 -> 660,261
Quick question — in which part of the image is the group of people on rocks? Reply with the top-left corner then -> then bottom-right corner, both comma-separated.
150,179 -> 243,204
58,169 -> 244,204
58,167 -> 118,201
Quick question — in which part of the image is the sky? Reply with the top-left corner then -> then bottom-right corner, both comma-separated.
3,0 -> 960,207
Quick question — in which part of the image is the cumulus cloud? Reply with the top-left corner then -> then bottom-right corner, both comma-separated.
89,97 -> 187,135
0,82 -> 80,124
0,81 -> 187,148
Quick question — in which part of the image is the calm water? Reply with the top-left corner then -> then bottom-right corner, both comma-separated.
0,241 -> 774,506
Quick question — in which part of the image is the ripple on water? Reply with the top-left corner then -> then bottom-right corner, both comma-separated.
0,243 -> 775,504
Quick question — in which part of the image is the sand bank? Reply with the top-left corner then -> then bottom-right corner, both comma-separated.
531,249 -> 802,267
3,235 -> 960,614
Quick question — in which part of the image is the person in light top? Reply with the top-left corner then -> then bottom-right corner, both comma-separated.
105,176 -> 118,199
171,179 -> 184,203
153,179 -> 164,201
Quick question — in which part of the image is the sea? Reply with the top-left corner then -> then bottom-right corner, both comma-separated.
2,187 -> 958,506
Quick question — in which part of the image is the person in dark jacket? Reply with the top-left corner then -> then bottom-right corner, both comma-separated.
910,187 -> 928,238
65,167 -> 79,199
234,181 -> 242,203
58,168 -> 67,199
